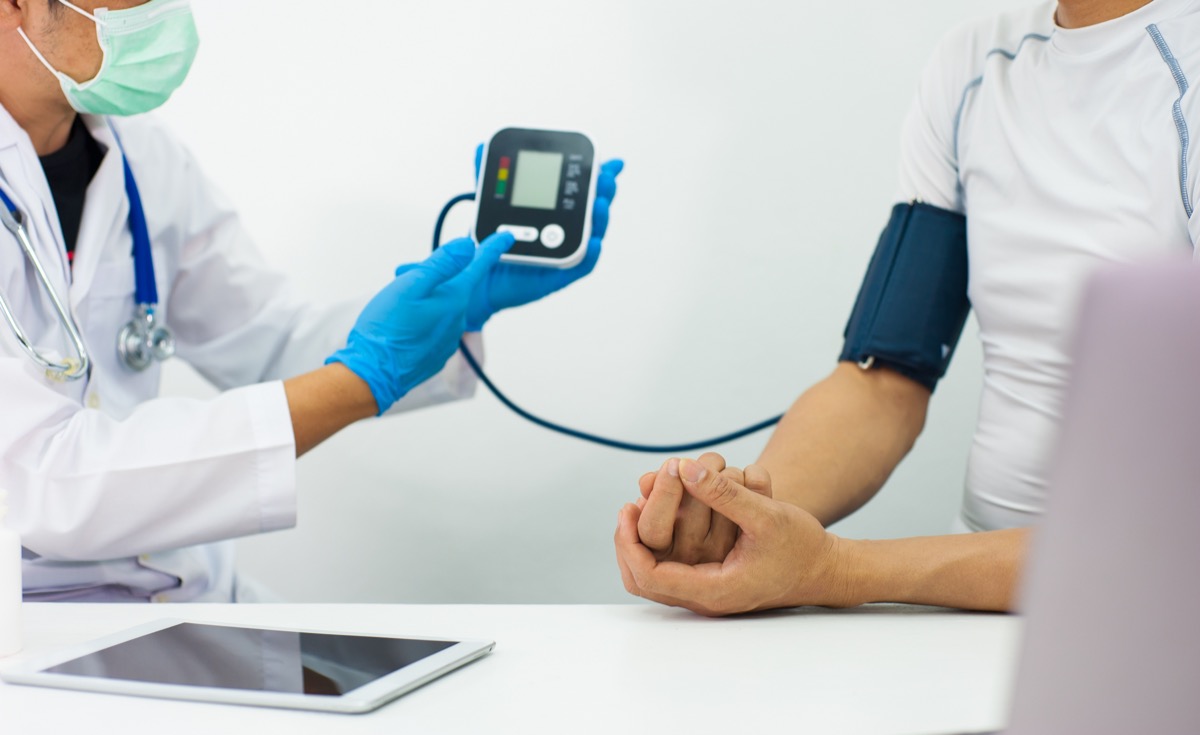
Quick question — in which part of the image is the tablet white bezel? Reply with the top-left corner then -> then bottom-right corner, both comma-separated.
0,618 -> 495,714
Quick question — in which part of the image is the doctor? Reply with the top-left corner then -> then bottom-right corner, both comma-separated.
0,0 -> 622,602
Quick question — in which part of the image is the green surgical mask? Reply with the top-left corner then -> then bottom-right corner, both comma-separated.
19,0 -> 199,117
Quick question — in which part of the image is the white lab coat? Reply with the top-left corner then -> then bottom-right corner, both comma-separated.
0,108 -> 480,602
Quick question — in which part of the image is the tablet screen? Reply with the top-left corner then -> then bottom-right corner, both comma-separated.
43,623 -> 456,697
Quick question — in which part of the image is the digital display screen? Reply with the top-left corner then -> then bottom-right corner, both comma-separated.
509,150 -> 564,210
44,623 -> 455,696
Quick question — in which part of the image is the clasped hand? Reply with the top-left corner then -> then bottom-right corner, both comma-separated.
615,452 -> 854,616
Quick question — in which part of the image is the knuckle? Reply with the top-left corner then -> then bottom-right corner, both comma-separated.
746,464 -> 774,497
721,467 -> 745,486
656,483 -> 684,500
637,520 -> 671,549
707,474 -> 739,508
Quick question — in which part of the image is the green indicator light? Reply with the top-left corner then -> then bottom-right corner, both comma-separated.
497,180 -> 507,196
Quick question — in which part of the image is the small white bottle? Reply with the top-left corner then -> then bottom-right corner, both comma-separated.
0,488 -> 22,657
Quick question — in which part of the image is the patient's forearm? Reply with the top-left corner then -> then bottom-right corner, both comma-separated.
757,362 -> 930,525
834,527 -> 1030,612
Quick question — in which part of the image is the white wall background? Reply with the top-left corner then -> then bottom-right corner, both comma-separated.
156,0 -> 1031,603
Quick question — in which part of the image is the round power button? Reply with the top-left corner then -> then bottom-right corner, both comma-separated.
541,224 -> 566,249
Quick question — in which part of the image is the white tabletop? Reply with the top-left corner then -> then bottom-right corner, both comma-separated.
0,603 -> 1020,735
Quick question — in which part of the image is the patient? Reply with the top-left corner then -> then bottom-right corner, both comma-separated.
614,0 -> 1193,615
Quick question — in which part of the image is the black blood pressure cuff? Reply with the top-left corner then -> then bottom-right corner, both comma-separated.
839,202 -> 970,392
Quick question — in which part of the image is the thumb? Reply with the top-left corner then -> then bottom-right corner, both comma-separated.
401,238 -> 476,297
448,230 -> 515,291
678,457 -> 772,532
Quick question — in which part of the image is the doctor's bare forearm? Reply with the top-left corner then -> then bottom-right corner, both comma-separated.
833,527 -> 1030,611
283,364 -> 378,457
756,362 -> 930,526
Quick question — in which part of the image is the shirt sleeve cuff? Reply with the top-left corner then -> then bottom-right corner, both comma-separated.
249,380 -> 298,533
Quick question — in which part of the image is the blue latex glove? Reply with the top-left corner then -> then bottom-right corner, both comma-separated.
464,147 -> 624,331
327,233 -> 515,414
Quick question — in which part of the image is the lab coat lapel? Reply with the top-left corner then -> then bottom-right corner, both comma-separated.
0,107 -> 73,308
69,117 -> 129,309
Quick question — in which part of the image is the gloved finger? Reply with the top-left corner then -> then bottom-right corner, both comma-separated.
474,143 -> 484,183
396,238 -> 473,277
448,231 -> 516,291
594,160 -> 622,203
600,159 -> 624,185
590,197 -> 611,241
397,238 -> 476,297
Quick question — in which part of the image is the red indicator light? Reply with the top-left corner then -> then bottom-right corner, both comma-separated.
500,156 -> 511,168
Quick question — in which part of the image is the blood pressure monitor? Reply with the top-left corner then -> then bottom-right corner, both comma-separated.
474,128 -> 596,268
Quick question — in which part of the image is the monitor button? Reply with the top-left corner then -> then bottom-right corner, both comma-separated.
497,225 -> 539,242
541,224 -> 566,249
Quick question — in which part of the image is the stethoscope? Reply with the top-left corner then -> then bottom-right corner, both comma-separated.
0,125 -> 173,382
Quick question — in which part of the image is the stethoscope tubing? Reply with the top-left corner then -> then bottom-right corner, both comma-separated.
0,185 -> 91,381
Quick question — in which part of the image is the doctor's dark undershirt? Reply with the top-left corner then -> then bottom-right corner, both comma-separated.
38,115 -> 105,264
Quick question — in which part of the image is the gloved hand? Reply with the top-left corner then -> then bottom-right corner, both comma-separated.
327,233 -> 515,414
464,147 -> 624,331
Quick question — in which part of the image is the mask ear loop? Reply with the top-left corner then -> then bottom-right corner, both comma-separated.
19,1 -> 111,95
15,27 -> 68,82
56,0 -> 103,23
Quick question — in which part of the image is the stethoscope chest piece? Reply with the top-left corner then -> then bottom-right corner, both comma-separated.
117,304 -> 175,372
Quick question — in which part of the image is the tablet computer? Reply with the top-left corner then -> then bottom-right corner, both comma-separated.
0,619 -> 494,714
